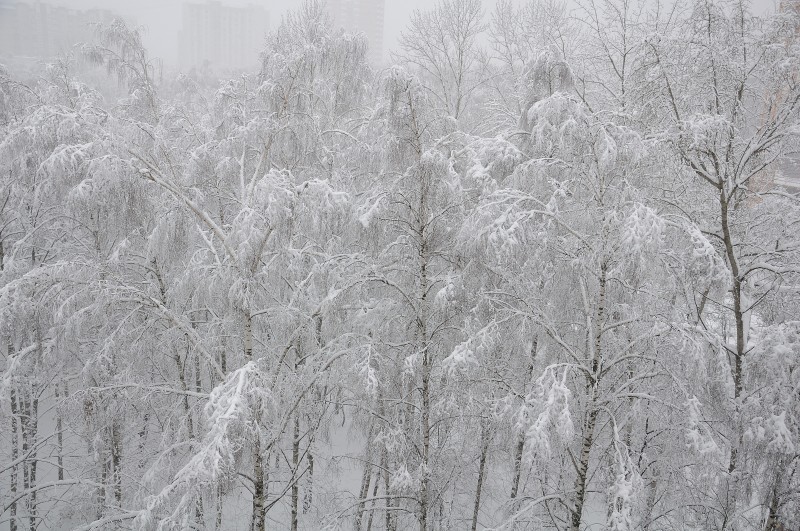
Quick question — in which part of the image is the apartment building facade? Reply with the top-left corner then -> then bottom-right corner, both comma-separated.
327,0 -> 385,66
0,2 -> 116,59
178,2 -> 269,71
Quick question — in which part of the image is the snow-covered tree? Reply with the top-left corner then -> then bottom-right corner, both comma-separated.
1,1 -> 799,530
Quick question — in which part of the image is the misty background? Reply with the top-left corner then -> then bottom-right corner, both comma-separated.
0,0 -> 782,72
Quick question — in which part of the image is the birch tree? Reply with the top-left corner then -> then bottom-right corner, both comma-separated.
645,2 -> 800,527
396,0 -> 488,127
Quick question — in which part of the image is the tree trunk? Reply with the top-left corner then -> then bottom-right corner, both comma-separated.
177,339 -> 194,437
219,336 -> 228,375
251,436 -> 266,531
244,311 -> 253,360
510,336 -> 537,502
244,309 -> 267,531
365,467 -> 381,531
21,388 -> 39,531
10,383 -> 19,531
417,184 -> 431,531
572,262 -> 607,531
55,382 -> 64,481
571,405 -> 598,531
419,350 -> 431,531
215,484 -> 225,531
194,345 -> 203,395
291,412 -> 301,531
355,423 -> 374,530
471,426 -> 490,531
303,447 -> 314,514
509,433 -> 525,501
719,191 -> 744,476
195,497 -> 205,529
138,412 -> 148,470
97,449 -> 107,520
384,447 -> 394,531
764,461 -> 784,531
111,420 -> 122,506
27,331 -> 42,531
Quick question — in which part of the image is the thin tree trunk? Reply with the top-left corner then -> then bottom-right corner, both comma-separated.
10,383 -> 19,531
511,336 -> 537,502
365,468 -> 381,531
195,497 -> 205,529
471,425 -> 490,531
384,447 -> 394,531
764,460 -> 784,531
111,420 -> 122,506
27,330 -> 42,531
215,484 -> 224,531
356,423 -> 374,530
639,417 -> 658,531
251,436 -> 266,531
178,339 -> 194,437
572,262 -> 607,531
54,382 -> 64,481
419,344 -> 431,531
194,344 -> 203,395
510,434 -> 525,499
219,336 -> 227,375
720,191 -> 745,475
291,412 -> 301,531
717,191 -> 746,531
191,323 -> 204,527
417,196 -> 431,531
21,390 -> 36,530
138,412 -> 148,470
303,448 -> 314,514
243,311 -> 253,360
641,476 -> 658,531
571,405 -> 598,531
97,449 -> 107,520
243,308 -> 267,531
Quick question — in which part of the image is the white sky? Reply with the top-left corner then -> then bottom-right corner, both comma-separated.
4,0 -> 780,67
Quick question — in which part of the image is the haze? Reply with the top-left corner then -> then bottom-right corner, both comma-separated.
3,0 -> 780,67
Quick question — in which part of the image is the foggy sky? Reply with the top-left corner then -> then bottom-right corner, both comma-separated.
6,0 -> 780,67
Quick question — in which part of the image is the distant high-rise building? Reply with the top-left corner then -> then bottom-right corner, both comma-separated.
0,2 -> 116,59
774,0 -> 800,190
327,0 -> 385,66
178,2 -> 270,71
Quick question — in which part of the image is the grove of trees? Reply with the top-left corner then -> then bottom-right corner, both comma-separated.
1,0 -> 799,529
